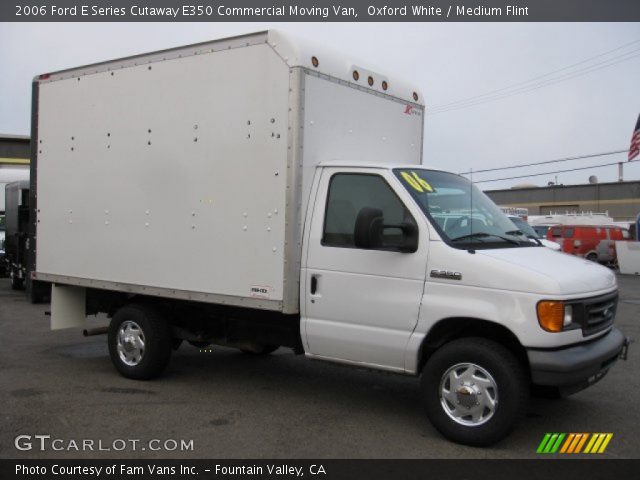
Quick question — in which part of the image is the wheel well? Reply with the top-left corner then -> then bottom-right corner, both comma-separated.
417,317 -> 529,376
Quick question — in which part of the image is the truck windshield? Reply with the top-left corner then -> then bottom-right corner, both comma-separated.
0,215 -> 5,232
394,169 -> 532,249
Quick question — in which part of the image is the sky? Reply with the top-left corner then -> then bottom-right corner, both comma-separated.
1,22 -> 639,190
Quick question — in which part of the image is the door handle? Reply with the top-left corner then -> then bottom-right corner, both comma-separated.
310,275 -> 318,295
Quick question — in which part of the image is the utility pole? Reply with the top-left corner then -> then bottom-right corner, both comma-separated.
618,162 -> 624,182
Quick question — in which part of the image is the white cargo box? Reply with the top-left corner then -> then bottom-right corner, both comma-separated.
34,30 -> 424,314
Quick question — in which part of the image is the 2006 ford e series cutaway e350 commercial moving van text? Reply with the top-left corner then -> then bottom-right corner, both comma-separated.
30,31 -> 629,446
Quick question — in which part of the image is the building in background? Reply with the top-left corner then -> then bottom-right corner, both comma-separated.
0,134 -> 30,164
485,180 -> 640,222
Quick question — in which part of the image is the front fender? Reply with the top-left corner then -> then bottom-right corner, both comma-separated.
403,282 -> 594,373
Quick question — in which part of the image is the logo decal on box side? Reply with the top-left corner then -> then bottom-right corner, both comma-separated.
250,285 -> 273,299
403,105 -> 422,116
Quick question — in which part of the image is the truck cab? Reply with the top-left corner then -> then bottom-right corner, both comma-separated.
301,163 -> 627,444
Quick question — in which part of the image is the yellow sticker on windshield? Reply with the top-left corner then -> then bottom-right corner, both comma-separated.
401,171 -> 434,193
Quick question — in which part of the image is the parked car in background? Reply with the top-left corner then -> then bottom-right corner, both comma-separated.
507,215 -> 561,251
547,225 -> 629,263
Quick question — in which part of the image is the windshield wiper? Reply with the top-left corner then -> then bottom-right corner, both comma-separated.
505,229 -> 543,245
450,232 -> 521,246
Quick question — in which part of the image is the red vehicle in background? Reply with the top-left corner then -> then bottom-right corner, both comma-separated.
547,225 -> 630,263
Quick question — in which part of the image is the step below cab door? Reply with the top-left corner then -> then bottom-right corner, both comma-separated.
301,167 -> 429,371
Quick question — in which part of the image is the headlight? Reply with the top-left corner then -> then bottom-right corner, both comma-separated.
537,301 -> 572,332
563,305 -> 573,327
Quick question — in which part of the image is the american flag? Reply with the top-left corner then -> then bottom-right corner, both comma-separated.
629,113 -> 640,161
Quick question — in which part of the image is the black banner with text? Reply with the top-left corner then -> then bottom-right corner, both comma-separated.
4,459 -> 640,480
2,0 -> 640,22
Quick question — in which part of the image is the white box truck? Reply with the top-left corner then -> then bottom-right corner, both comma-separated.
32,31 -> 628,446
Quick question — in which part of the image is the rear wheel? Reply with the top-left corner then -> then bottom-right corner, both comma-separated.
108,304 -> 173,380
421,337 -> 527,446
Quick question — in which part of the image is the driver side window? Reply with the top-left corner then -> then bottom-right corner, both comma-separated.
322,173 -> 413,249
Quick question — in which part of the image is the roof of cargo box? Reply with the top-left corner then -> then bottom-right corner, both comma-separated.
266,31 -> 424,106
35,30 -> 424,106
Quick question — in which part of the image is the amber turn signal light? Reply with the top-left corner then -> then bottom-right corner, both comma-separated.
537,301 -> 565,332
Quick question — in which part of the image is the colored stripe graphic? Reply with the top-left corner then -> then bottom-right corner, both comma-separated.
537,433 -> 552,453
584,433 -> 613,454
559,433 -> 575,453
537,433 -> 565,453
574,433 -> 589,453
538,433 -> 613,454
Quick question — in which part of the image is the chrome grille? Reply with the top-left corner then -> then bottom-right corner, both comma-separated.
576,293 -> 617,336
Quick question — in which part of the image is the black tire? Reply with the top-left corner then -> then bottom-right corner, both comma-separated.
108,304 -> 173,380
240,344 -> 279,355
421,337 -> 528,447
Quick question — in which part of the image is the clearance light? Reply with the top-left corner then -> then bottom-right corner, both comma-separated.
311,56 -> 319,68
353,70 -> 360,81
413,91 -> 419,101
537,301 -> 567,332
367,76 -> 374,86
39,73 -> 51,80
382,80 -> 388,91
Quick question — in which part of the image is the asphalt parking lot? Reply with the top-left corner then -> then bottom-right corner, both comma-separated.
0,275 -> 638,459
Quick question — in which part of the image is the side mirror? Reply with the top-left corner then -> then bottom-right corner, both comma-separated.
354,207 -> 384,249
354,207 -> 418,253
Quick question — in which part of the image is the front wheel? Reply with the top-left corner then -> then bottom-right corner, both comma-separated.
108,304 -> 173,380
421,337 -> 528,446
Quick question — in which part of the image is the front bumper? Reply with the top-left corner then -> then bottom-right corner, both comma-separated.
527,327 -> 628,394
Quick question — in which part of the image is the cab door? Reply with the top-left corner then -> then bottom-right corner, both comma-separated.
300,168 -> 429,371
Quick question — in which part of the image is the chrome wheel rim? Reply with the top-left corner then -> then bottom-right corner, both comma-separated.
439,362 -> 498,426
116,320 -> 145,366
